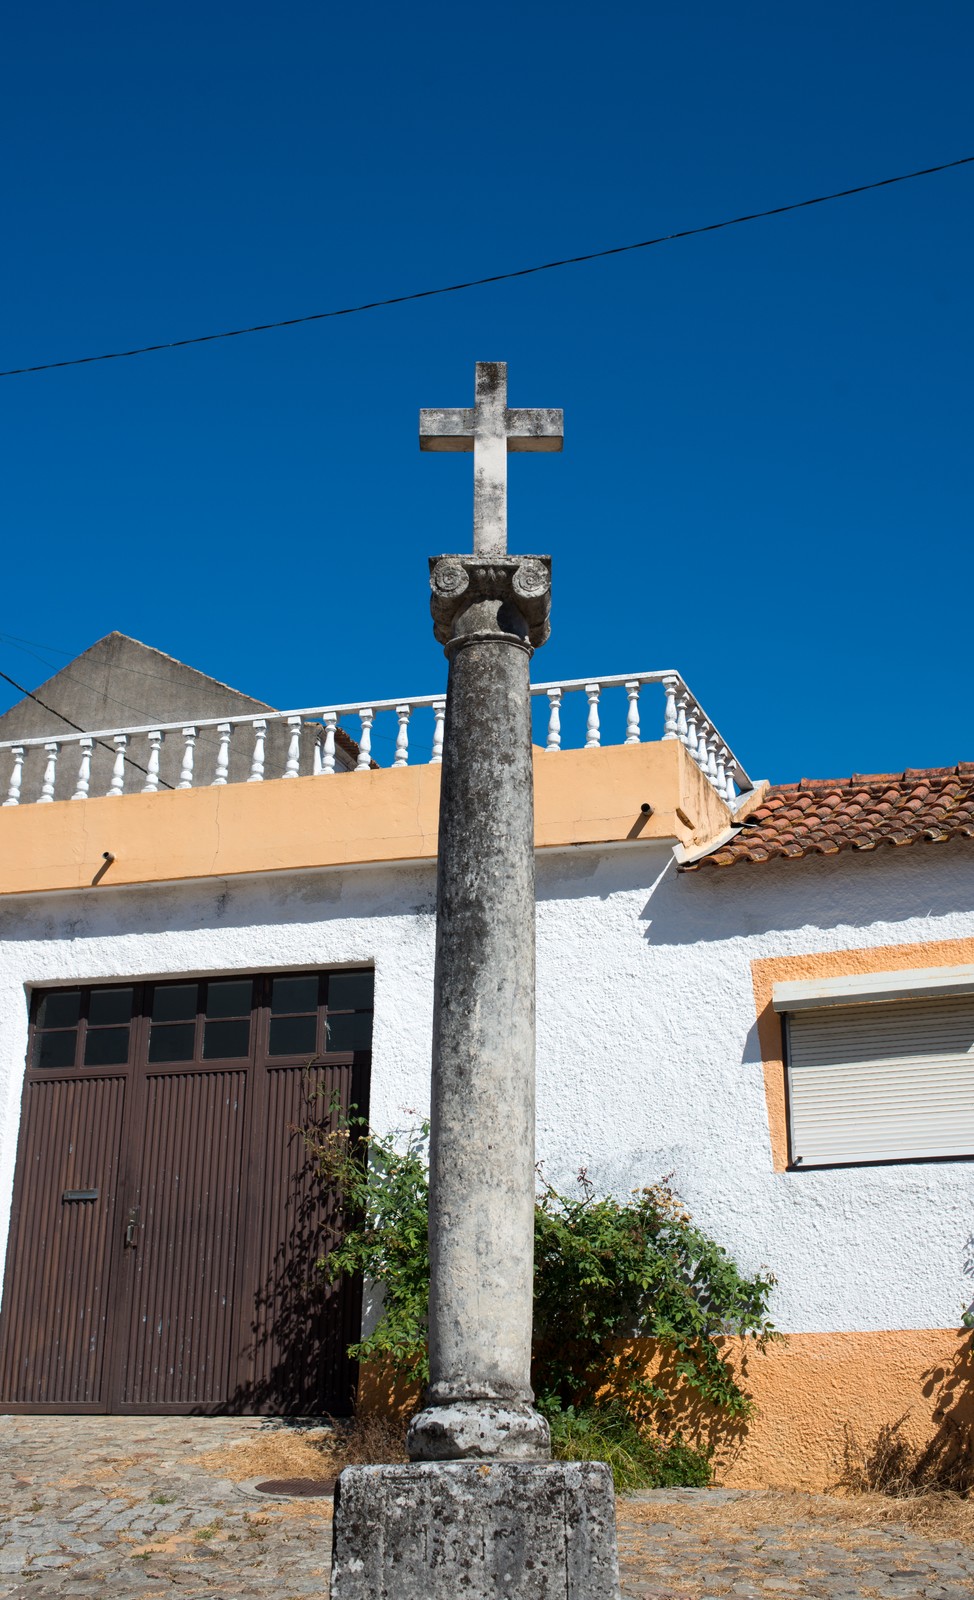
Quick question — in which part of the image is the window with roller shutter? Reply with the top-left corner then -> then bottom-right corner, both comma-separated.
776,970 -> 974,1169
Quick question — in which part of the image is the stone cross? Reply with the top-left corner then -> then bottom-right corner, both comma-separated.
330,361 -> 620,1600
420,361 -> 563,554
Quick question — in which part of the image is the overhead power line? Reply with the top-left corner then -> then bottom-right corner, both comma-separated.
0,667 -> 173,789
2,154 -> 972,379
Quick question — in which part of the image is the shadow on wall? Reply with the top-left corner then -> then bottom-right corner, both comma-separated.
594,1337 -> 752,1473
639,840 -> 974,947
0,860 -> 436,947
841,1335 -> 974,1496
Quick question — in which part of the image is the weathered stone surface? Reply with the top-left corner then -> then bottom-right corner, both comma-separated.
419,361 -> 563,555
408,552 -> 552,1463
407,1399 -> 550,1462
4,1419 -> 974,1599
330,1462 -> 621,1600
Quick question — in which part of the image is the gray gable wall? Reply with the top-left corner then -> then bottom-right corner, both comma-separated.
0,633 -> 356,800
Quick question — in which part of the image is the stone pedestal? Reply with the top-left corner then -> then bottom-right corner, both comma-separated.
330,1462 -> 621,1600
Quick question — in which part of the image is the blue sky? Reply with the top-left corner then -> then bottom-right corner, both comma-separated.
1,2 -> 971,783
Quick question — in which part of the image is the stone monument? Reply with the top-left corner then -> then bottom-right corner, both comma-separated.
330,363 -> 621,1600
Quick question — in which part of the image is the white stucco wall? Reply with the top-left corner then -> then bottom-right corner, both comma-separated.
2,835 -> 973,1339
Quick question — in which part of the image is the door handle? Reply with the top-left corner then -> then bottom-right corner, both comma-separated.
124,1206 -> 140,1248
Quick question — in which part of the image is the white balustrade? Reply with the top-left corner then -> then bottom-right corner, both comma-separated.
0,671 -> 752,807
248,720 -> 265,783
624,681 -> 641,745
714,743 -> 728,801
72,737 -> 93,801
282,717 -> 301,780
431,702 -> 445,765
142,731 -> 163,793
39,742 -> 59,803
545,688 -> 562,752
394,706 -> 410,767
584,684 -> 601,748
213,723 -> 232,786
356,709 -> 374,772
676,691 -> 689,748
319,713 -> 337,776
3,747 -> 24,808
108,734 -> 128,796
178,727 -> 197,789
706,731 -> 720,787
696,718 -> 710,773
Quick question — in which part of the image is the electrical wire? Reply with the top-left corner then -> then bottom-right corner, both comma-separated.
0,632 -> 274,718
0,667 -> 174,789
2,154 -> 971,379
0,638 -> 181,725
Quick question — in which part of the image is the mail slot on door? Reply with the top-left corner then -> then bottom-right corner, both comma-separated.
62,1189 -> 99,1202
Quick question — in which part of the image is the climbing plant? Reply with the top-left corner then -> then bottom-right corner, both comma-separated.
314,1112 -> 777,1427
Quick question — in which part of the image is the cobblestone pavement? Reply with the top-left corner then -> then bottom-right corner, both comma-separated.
1,1418 -> 972,1598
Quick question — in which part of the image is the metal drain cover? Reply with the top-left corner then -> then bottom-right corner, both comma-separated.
254,1477 -> 336,1498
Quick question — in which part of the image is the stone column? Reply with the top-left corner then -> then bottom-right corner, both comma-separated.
407,554 -> 552,1463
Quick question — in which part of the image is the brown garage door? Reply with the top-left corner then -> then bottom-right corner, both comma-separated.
0,970 -> 372,1414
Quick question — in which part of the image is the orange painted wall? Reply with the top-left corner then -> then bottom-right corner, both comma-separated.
359,1329 -> 973,1491
0,740 -> 730,898
678,1328 -> 973,1490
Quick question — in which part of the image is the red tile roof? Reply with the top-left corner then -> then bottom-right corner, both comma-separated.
683,764 -> 974,872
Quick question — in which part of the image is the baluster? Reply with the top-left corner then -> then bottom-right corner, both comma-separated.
684,705 -> 701,767
178,726 -> 197,789
320,712 -> 337,775
108,734 -> 128,796
696,716 -> 710,772
584,684 -> 601,748
431,701 -> 445,765
142,731 -> 163,793
714,742 -> 728,801
394,705 -> 411,767
313,733 -> 323,776
676,692 -> 689,748
546,688 -> 562,752
283,716 -> 301,779
356,708 -> 374,771
3,746 -> 25,807
706,731 -> 720,786
624,681 -> 641,745
213,723 -> 232,786
247,719 -> 265,783
662,676 -> 679,740
722,749 -> 738,804
2,744 -> 25,808
38,742 -> 59,803
72,736 -> 93,801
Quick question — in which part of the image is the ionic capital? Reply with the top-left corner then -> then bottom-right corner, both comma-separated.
428,554 -> 552,653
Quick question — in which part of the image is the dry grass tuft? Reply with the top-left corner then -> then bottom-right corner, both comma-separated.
840,1415 -> 974,1500
196,1414 -> 408,1484
620,1486 -> 974,1545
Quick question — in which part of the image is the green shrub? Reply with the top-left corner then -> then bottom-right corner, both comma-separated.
314,1112 -> 777,1436
541,1399 -> 712,1492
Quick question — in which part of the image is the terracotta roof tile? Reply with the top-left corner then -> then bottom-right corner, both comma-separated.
683,764 -> 974,872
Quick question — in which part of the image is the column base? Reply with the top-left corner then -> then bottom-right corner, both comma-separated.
407,1398 -> 550,1462
330,1460 -> 621,1600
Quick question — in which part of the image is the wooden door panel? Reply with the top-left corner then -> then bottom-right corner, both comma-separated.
117,1068 -> 248,1409
0,1075 -> 126,1408
243,1064 -> 361,1415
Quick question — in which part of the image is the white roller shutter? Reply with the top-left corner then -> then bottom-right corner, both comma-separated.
786,994 -> 974,1167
